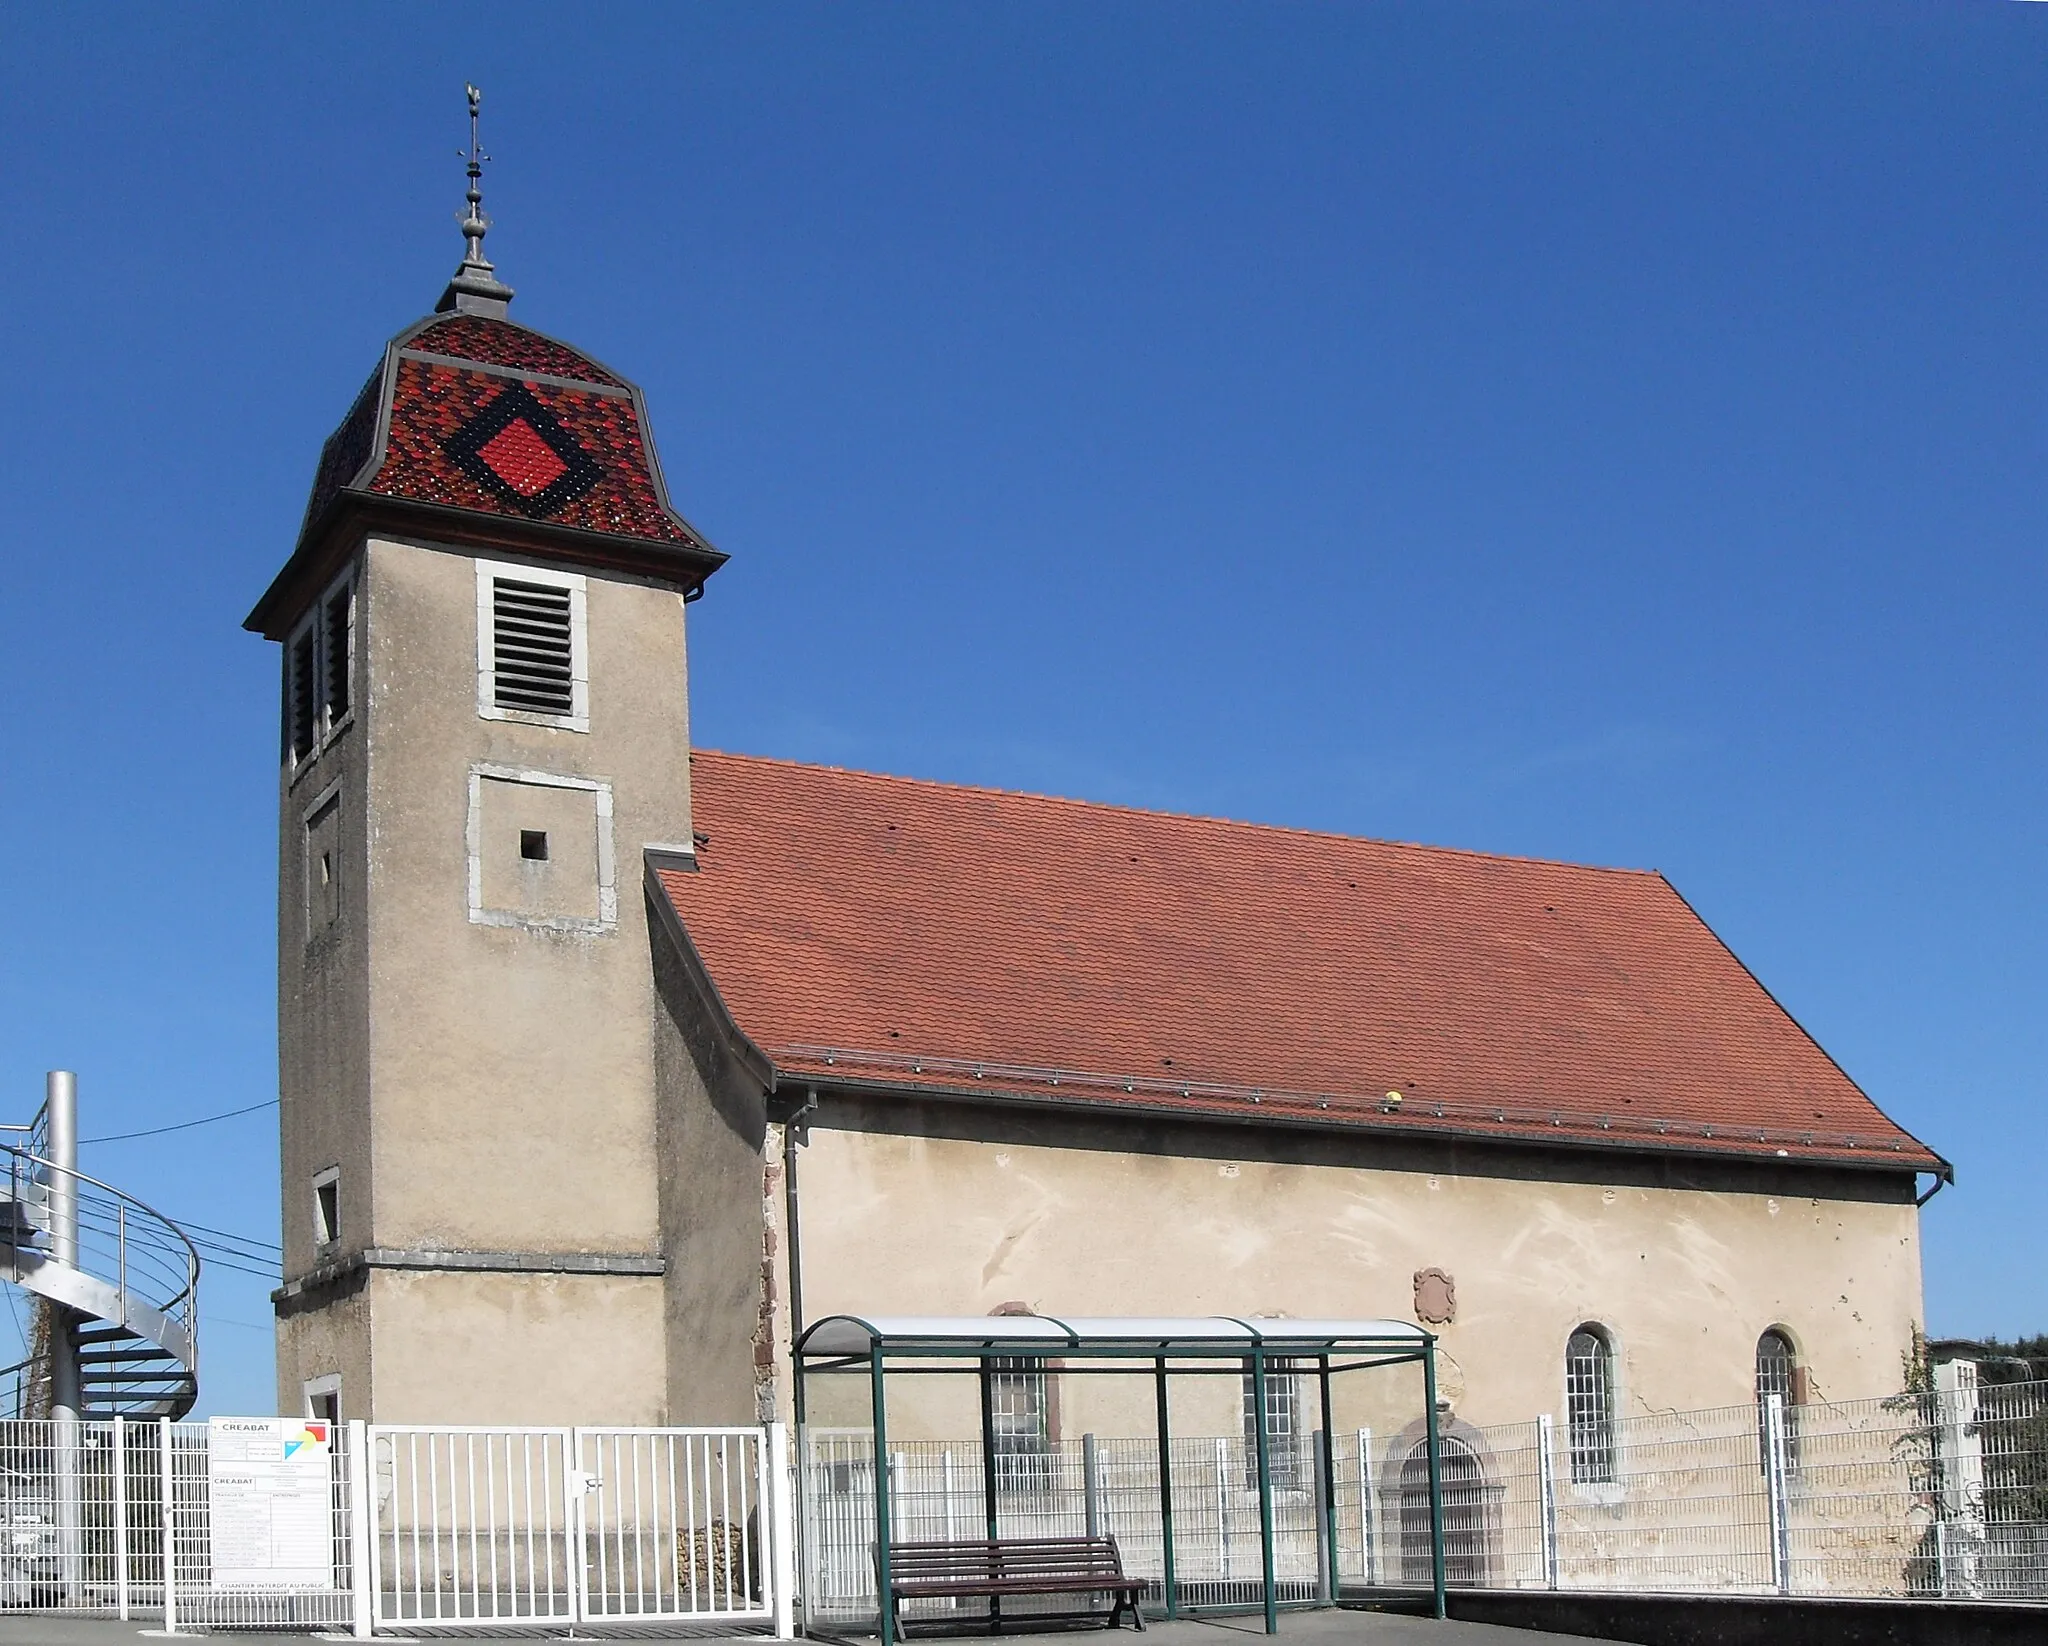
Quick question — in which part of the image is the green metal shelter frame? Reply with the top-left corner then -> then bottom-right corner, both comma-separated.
793,1315 -> 1447,1642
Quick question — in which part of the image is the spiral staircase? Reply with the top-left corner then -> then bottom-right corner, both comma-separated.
0,1082 -> 199,1421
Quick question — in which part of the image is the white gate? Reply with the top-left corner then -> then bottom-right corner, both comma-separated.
578,1427 -> 771,1620
369,1423 -> 790,1632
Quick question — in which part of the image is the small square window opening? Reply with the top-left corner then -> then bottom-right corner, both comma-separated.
303,1374 -> 342,1425
520,829 -> 550,862
305,794 -> 342,938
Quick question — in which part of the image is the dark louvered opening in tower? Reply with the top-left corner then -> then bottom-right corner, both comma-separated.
493,578 -> 575,716
289,629 -> 318,759
323,585 -> 352,724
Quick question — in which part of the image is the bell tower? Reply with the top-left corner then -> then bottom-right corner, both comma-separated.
246,92 -> 728,1422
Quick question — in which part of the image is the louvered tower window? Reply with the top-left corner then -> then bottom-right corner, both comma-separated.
1565,1326 -> 1617,1484
493,579 -> 574,714
323,582 -> 353,725
288,629 -> 318,761
285,567 -> 356,767
477,562 -> 588,729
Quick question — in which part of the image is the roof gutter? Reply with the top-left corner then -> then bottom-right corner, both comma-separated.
791,1067 -> 1942,1183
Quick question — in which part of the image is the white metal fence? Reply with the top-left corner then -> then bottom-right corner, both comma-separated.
3,1385 -> 2041,1629
806,1370 -> 2048,1618
165,1418 -> 360,1632
1453,1368 -> 2048,1599
0,1416 -> 794,1635
805,1428 -> 1369,1627
0,1416 -> 163,1615
371,1425 -> 788,1630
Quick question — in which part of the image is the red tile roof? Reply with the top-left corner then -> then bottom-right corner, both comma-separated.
655,751 -> 1943,1174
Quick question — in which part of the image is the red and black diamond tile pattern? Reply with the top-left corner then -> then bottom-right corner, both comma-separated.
369,358 -> 694,542
439,381 -> 605,519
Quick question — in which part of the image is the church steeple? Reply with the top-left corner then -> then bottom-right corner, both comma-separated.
437,83 -> 515,318
252,92 -> 725,1427
247,84 -> 724,643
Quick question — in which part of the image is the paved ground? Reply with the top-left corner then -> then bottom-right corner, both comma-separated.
0,1609 -> 1617,1644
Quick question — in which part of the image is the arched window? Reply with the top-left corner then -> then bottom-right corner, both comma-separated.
1755,1330 -> 1796,1405
985,1357 -> 1052,1493
1565,1326 -> 1616,1484
1755,1329 -> 1800,1467
1400,1436 -> 1492,1585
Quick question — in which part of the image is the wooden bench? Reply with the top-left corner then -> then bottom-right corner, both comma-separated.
885,1535 -> 1147,1634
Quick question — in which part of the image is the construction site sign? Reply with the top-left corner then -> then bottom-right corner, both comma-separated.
207,1417 -> 335,1591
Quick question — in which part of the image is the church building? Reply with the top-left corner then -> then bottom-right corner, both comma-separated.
249,164 -> 1948,1449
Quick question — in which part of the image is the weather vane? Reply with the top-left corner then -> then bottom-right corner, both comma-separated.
440,81 -> 514,314
459,83 -> 490,245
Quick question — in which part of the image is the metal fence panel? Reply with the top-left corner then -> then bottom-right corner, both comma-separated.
803,1379 -> 2048,1614
0,1416 -> 143,1615
370,1423 -> 781,1630
1449,1378 -> 2048,1601
576,1427 -> 772,1621
804,1428 -> 1345,1626
369,1425 -> 576,1628
163,1419 -> 357,1632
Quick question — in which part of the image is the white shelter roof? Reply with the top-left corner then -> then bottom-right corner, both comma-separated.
795,1313 -> 1429,1358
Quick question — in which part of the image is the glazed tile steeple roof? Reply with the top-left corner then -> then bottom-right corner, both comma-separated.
297,313 -> 707,552
247,308 -> 724,638
247,84 -> 725,640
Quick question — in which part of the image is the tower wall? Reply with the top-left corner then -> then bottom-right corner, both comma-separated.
276,531 -> 711,1423
273,544 -> 374,1415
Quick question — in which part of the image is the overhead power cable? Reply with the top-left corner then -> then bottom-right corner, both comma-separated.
178,1219 -> 282,1254
191,1232 -> 281,1260
80,1099 -> 278,1145
196,1257 -> 283,1283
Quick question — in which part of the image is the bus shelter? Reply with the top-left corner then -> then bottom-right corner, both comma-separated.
794,1315 -> 1446,1640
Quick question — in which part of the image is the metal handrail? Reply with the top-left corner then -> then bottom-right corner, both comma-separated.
0,1143 -> 201,1334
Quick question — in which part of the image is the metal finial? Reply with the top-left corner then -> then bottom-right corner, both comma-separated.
436,82 -> 514,317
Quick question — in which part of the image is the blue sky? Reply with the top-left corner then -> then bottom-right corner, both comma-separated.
0,3 -> 2042,1415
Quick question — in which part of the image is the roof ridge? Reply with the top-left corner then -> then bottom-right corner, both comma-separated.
689,747 -> 1662,879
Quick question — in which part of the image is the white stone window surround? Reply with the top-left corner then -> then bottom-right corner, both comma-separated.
310,1164 -> 341,1248
464,763 -> 617,933
300,776 -> 345,942
302,1372 -> 342,1422
285,566 -> 358,780
475,558 -> 590,733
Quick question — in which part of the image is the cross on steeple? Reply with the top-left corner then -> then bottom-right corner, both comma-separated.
438,83 -> 516,317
